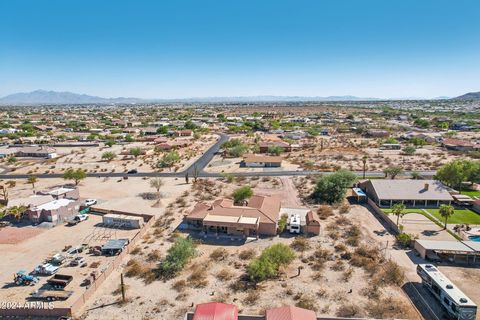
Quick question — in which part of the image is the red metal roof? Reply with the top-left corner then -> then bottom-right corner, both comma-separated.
266,305 -> 316,320
193,302 -> 238,320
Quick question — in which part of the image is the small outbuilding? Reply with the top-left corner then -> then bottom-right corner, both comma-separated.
102,213 -> 143,229
192,302 -> 238,320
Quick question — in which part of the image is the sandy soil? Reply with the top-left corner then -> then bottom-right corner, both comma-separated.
0,226 -> 45,244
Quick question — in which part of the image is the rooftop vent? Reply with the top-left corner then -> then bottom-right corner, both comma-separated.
460,298 -> 468,303
446,284 -> 453,289
424,183 -> 429,191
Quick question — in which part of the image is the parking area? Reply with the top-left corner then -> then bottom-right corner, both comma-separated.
0,214 -> 139,309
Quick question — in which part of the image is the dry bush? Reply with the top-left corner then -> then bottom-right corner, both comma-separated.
188,264 -> 209,288
366,297 -> 413,319
294,293 -> 318,311
290,237 -> 311,252
216,268 -> 234,281
336,303 -> 363,317
334,243 -> 347,252
210,248 -> 229,261
350,245 -> 382,274
317,205 -> 334,220
374,260 -> 405,286
125,259 -> 149,278
339,203 -> 351,214
146,249 -> 161,262
238,248 -> 256,260
335,215 -> 351,226
331,260 -> 345,271
243,290 -> 260,306
130,246 -> 142,255
342,268 -> 353,282
172,279 -> 187,292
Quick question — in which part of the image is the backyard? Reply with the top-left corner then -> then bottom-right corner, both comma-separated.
383,208 -> 480,225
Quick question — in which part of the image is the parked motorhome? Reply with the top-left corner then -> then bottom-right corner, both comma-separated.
417,264 -> 477,320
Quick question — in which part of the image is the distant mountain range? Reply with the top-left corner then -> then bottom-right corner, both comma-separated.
454,91 -> 480,100
0,89 -> 475,105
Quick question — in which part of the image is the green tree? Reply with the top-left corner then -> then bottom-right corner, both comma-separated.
247,243 -> 295,282
311,170 -> 356,204
414,118 -> 430,128
159,237 -> 196,279
101,151 -> 116,162
402,145 -> 416,155
383,166 -> 403,179
277,214 -> 288,234
63,168 -> 87,185
129,147 -> 142,159
149,178 -> 164,200
184,120 -> 197,130
156,126 -> 169,134
410,171 -> 421,180
435,159 -> 470,190
27,176 -> 38,193
392,203 -> 406,226
268,145 -> 284,156
232,186 -> 253,204
157,151 -> 181,170
439,204 -> 455,229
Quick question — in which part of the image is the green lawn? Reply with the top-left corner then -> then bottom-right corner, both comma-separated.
425,208 -> 480,225
461,190 -> 480,197
382,208 -> 480,225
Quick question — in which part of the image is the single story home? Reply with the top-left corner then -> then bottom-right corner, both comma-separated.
184,195 -> 281,237
365,129 -> 389,138
259,141 -> 292,153
359,179 -> 453,207
241,154 -> 282,168
442,138 -> 479,152
15,146 -> 57,159
174,129 -> 193,137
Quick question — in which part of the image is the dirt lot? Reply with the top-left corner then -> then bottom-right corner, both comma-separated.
81,177 -> 420,320
5,134 -> 217,175
0,226 -> 45,244
0,214 -> 139,309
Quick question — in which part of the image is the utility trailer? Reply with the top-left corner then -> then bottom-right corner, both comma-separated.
47,274 -> 73,289
31,289 -> 73,301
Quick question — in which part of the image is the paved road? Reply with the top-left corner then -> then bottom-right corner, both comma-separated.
0,133 -> 436,180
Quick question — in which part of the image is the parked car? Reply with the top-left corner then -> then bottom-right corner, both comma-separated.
84,199 -> 97,206
127,169 -> 138,174
69,257 -> 87,267
66,245 -> 86,255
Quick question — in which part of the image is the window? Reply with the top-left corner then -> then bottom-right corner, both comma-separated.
443,297 -> 450,306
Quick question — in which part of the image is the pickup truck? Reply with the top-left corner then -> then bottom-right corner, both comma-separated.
47,274 -> 73,289
66,214 -> 88,226
31,290 -> 73,301
69,257 -> 87,267
33,263 -> 59,276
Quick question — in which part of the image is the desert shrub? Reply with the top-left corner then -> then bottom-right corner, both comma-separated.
158,237 -> 196,279
216,268 -> 234,281
210,248 -> 229,261
350,245 -> 381,273
294,294 -> 317,311
336,303 -> 362,317
375,260 -> 404,286
339,203 -> 351,214
247,244 -> 295,282
277,214 -> 288,234
125,259 -> 149,278
342,268 -> 354,282
396,232 -> 413,247
366,297 -> 412,319
317,205 -> 334,220
238,248 -> 256,260
290,237 -> 310,252
172,279 -> 187,292
335,215 -> 350,226
243,290 -> 260,306
130,246 -> 142,255
331,260 -> 345,271
147,249 -> 161,262
232,186 -> 253,204
188,264 -> 208,288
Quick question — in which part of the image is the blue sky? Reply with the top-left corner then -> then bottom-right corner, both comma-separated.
1,0 -> 479,99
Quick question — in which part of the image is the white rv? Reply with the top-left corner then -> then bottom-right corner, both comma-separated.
288,214 -> 301,234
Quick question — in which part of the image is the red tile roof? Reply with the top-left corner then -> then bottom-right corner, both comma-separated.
266,305 -> 316,320
193,302 -> 238,320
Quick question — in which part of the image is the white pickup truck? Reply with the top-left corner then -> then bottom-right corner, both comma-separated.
66,214 -> 88,226
33,263 -> 59,276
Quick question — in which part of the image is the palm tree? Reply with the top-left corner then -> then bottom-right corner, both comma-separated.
392,203 -> 406,226
27,176 -> 38,194
362,156 -> 368,179
439,204 -> 455,230
4,205 -> 27,221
